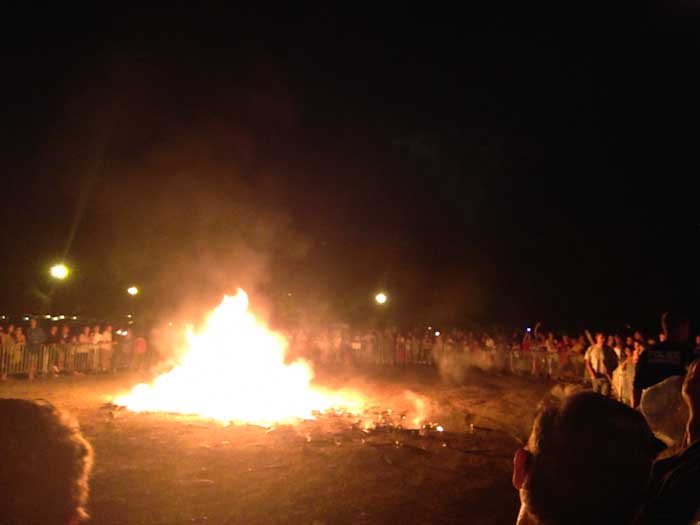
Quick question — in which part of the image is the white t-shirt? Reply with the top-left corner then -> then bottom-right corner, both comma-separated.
613,345 -> 624,360
585,344 -> 607,374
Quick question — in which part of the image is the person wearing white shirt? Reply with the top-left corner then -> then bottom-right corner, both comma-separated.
584,332 -> 617,397
90,325 -> 102,345
99,325 -> 113,372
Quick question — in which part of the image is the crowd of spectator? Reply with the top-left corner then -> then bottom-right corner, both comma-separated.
282,315 -> 700,407
2,313 -> 700,399
0,321 -> 149,379
1,311 -> 699,523
0,321 -> 115,347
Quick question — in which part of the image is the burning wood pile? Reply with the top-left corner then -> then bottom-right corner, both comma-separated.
114,289 -> 365,425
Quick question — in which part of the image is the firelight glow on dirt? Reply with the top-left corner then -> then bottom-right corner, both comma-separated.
114,289 -> 364,426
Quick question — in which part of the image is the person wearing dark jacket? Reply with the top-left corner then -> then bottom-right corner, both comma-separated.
26,318 -> 46,380
634,312 -> 692,407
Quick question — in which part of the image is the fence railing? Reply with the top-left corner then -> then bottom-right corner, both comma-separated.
313,344 -> 590,379
1,342 -> 631,403
0,343 -> 108,376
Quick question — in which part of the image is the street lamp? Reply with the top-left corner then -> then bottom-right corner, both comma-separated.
374,292 -> 388,305
49,263 -> 70,280
127,286 -> 139,296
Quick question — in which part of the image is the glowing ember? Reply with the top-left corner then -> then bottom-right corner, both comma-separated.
115,289 -> 363,426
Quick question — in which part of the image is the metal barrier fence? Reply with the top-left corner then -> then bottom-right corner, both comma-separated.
1,341 -> 607,397
318,343 -> 591,383
0,344 -> 102,376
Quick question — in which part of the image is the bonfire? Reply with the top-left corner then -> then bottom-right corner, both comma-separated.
115,289 -> 363,426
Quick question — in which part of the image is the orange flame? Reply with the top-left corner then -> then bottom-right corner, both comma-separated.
115,289 -> 363,426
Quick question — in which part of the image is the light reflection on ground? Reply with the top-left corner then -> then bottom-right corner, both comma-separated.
0,366 -> 550,525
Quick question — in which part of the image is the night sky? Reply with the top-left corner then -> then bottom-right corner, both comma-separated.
1,6 -> 698,331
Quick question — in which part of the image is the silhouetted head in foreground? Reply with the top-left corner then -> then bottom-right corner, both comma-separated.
661,311 -> 690,343
0,399 -> 93,524
513,392 -> 657,525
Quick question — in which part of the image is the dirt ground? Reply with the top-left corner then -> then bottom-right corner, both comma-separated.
0,366 -> 551,525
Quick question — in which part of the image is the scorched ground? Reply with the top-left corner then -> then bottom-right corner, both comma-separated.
0,366 -> 550,525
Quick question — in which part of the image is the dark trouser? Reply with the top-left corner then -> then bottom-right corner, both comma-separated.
26,344 -> 40,370
592,377 -> 611,397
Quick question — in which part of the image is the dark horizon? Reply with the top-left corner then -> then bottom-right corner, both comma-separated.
1,7 -> 698,332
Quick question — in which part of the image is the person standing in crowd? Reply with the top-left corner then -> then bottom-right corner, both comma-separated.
350,332 -> 362,364
60,324 -> 73,344
59,325 -> 73,370
584,332 -> 616,396
544,332 -> 559,380
612,334 -> 624,359
74,326 -> 92,371
611,335 -> 626,399
46,325 -> 60,345
568,334 -> 586,379
1,324 -> 15,345
99,324 -> 113,372
410,331 -> 420,365
606,334 -> 616,351
14,326 -> 26,344
395,333 -> 407,367
557,335 -> 574,380
634,312 -> 692,407
119,329 -> 133,367
432,331 -> 443,365
90,325 -> 102,346
45,325 -> 61,375
25,318 -> 46,381
617,346 -> 636,406
131,332 -> 148,371
380,328 -> 392,365
420,332 -> 432,365
78,326 -> 91,344
11,326 -> 26,376
361,331 -> 374,365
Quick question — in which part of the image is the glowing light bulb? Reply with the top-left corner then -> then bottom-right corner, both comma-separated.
50,264 -> 69,280
374,292 -> 388,305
